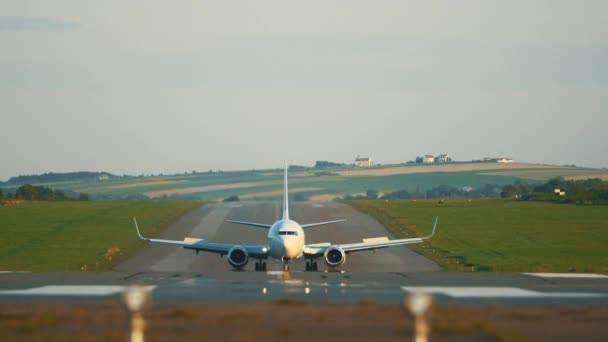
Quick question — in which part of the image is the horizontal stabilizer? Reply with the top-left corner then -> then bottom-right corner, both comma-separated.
225,220 -> 272,229
362,237 -> 389,243
183,237 -> 204,244
301,219 -> 347,229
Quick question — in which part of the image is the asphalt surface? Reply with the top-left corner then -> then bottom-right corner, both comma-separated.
116,201 -> 442,273
1,202 -> 608,305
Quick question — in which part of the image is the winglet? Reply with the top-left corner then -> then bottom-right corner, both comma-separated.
422,216 -> 439,240
133,217 -> 148,241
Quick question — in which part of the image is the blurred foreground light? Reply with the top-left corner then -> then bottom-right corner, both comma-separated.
123,284 -> 150,313
404,292 -> 433,342
406,291 -> 432,316
305,287 -> 310,295
122,284 -> 153,342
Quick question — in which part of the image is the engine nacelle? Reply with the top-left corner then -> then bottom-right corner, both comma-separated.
227,246 -> 249,268
324,246 -> 346,268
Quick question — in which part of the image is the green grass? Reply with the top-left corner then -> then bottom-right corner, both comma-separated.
348,199 -> 608,273
0,201 -> 203,271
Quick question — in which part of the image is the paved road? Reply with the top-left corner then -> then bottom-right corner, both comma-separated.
115,201 -> 442,273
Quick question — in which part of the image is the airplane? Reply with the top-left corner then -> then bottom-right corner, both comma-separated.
134,165 -> 438,272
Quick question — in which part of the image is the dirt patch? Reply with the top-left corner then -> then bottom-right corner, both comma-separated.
566,174 -> 608,181
309,194 -> 342,202
108,180 -> 187,190
145,181 -> 277,198
480,169 -> 608,181
336,163 -> 561,177
239,187 -> 321,199
0,302 -> 606,341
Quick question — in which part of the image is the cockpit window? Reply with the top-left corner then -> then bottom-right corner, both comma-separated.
279,231 -> 298,236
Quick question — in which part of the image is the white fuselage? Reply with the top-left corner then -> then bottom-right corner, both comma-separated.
268,219 -> 305,260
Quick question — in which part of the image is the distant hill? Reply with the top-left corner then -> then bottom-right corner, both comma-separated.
2,172 -> 119,185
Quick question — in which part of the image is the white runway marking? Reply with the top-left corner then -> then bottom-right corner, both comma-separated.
522,273 -> 608,279
0,285 -> 156,296
401,286 -> 605,298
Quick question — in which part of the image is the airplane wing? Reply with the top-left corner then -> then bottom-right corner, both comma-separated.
301,219 -> 347,229
224,220 -> 273,229
303,216 -> 438,256
134,218 -> 269,257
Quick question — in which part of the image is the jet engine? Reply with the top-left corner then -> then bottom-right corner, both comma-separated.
324,246 -> 346,268
227,246 -> 249,268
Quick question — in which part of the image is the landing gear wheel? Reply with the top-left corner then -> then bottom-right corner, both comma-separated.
312,262 -> 318,272
254,261 -> 267,272
283,263 -> 289,272
305,262 -> 311,271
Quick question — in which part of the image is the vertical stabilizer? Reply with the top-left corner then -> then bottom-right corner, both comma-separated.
283,164 -> 289,220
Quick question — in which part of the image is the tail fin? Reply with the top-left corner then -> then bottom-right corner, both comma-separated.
283,164 -> 289,220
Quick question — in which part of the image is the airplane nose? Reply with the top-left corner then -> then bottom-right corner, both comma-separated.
270,237 -> 284,258
283,238 -> 300,258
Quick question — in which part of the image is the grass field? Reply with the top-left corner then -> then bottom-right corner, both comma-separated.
348,199 -> 608,273
3,162 -> 605,201
0,201 -> 203,271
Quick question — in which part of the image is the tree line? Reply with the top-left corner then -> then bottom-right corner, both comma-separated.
4,184 -> 90,201
2,172 -> 117,186
502,177 -> 608,204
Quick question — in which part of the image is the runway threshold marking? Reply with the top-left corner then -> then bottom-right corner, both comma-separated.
401,286 -> 606,298
522,273 -> 608,279
0,285 -> 156,296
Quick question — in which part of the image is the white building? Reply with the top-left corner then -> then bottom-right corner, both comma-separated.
436,154 -> 451,163
497,158 -> 514,163
423,155 -> 435,164
354,156 -> 374,167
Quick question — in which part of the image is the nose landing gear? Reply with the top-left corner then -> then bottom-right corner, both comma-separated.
281,257 -> 291,272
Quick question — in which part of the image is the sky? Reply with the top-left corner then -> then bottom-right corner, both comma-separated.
1,1 -> 607,181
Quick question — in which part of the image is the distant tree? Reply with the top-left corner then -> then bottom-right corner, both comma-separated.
415,156 -> 423,164
15,184 -> 71,201
366,189 -> 379,199
223,195 -> 240,202
382,190 -> 412,199
315,161 -> 345,168
292,193 -> 309,202
78,193 -> 90,201
16,184 -> 38,200
0,188 -> 3,200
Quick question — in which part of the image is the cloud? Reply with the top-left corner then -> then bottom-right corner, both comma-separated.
0,16 -> 79,32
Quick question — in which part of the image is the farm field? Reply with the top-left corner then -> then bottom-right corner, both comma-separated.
348,199 -> 608,273
3,162 -> 606,201
0,201 -> 203,271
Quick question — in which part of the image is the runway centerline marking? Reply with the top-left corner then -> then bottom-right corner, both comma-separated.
400,286 -> 606,298
0,285 -> 156,296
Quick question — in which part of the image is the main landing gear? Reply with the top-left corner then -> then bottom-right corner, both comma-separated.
305,260 -> 318,272
254,260 -> 267,271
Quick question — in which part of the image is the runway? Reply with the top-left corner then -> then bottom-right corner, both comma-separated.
1,202 -> 607,305
2,271 -> 608,305
115,201 -> 442,273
